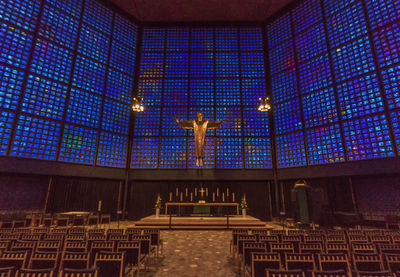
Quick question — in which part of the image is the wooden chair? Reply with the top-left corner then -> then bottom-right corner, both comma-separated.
116,241 -> 143,272
326,243 -> 350,256
236,234 -> 257,258
326,235 -> 346,244
72,215 -> 87,227
21,235 -> 42,242
60,252 -> 90,270
327,230 -> 345,236
31,228 -> 49,235
15,268 -> 55,277
55,217 -> 69,227
142,229 -> 163,256
42,234 -> 65,242
270,243 -> 294,263
351,243 -> 377,254
130,235 -> 155,258
86,215 -> 99,227
12,221 -> 25,229
299,242 -> 324,254
304,235 -> 325,244
364,230 -> 382,237
369,235 -> 391,245
65,235 -> 85,242
41,216 -> 53,228
10,241 -> 36,260
99,215 -> 111,228
252,229 -> 269,237
282,235 -> 302,252
64,241 -> 88,253
0,242 -> 9,253
90,241 -> 114,264
231,229 -> 250,254
285,253 -> 316,271
347,230 -> 364,236
251,253 -> 281,277
383,253 -> 400,274
242,242 -> 267,269
352,253 -> 383,272
392,235 -> 400,244
318,253 -> 351,273
356,271 -> 391,277
266,269 -> 305,277
87,234 -> 107,251
50,228 -> 68,235
287,230 -> 305,236
108,234 -> 128,245
87,229 -> 105,236
106,229 -> 124,239
306,230 -> 325,236
68,228 -> 85,236
13,229 -> 31,235
0,234 -> 21,242
0,266 -> 13,277
0,251 -> 28,273
59,267 -> 98,277
311,270 -> 349,277
36,241 -> 61,253
94,251 -> 125,277
348,235 -> 369,244
378,244 -> 400,255
28,251 -> 59,270
0,229 -> 13,235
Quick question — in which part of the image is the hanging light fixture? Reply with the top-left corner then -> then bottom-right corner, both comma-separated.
258,96 -> 271,112
132,96 -> 145,112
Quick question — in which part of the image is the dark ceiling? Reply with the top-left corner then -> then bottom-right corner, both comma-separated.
109,0 -> 295,22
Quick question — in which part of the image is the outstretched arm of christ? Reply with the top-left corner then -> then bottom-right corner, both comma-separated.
207,119 -> 227,129
174,118 -> 193,129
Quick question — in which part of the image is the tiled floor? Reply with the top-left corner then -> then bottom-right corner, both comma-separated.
141,230 -> 239,277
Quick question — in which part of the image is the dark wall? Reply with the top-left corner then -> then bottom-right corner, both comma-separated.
128,181 -> 271,221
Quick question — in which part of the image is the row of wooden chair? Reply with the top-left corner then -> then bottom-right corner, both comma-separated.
0,266 -> 98,277
264,268 -> 398,277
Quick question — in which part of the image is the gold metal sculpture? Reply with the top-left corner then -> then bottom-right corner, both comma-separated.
175,112 -> 226,167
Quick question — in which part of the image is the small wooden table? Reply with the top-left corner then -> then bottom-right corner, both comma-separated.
165,202 -> 239,216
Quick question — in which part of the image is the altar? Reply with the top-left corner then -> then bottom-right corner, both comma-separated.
165,202 -> 239,216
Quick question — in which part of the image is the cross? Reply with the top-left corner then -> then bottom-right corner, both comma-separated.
199,188 -> 205,197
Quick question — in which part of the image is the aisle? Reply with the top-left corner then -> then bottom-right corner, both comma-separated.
146,230 -> 239,277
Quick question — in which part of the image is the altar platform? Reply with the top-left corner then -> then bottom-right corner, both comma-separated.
133,215 -> 270,230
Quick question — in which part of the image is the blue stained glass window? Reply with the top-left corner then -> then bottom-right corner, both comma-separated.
66,88 -> 102,128
159,137 -> 186,168
302,87 -> 338,128
114,14 -> 137,46
243,107 -> 269,137
164,79 -> 188,106
190,52 -> 214,78
215,53 -> 239,78
142,28 -> 165,52
326,2 -> 368,48
306,124 -> 345,165
106,70 -> 134,103
244,137 -> 271,169
191,28 -> 214,52
216,79 -> 240,106
22,75 -> 67,120
133,107 -> 161,136
97,132 -> 127,167
31,39 -> 73,83
240,28 -> 263,51
0,23 -> 33,69
381,64 -> 400,110
189,79 -> 214,106
101,99 -> 129,134
39,5 -> 80,49
267,13 -> 291,50
390,110 -> 400,154
166,28 -> 189,52
216,137 -> 242,168
109,41 -> 136,75
276,132 -> 307,167
0,0 -> 41,32
337,73 -> 384,120
83,0 -> 112,35
299,53 -> 332,93
59,124 -> 97,164
139,52 -> 164,78
269,39 -> 295,76
72,55 -> 106,94
292,0 -> 323,34
188,137 -> 215,169
242,79 -> 267,106
343,114 -> 394,160
161,107 -> 187,136
10,115 -> 61,160
0,111 -> 15,155
372,23 -> 400,68
365,0 -> 400,30
189,107 -> 215,121
271,70 -> 298,104
215,28 -> 238,51
331,36 -> 375,83
323,0 -> 357,16
46,0 -> 82,17
165,52 -> 189,78
241,52 -> 265,78
78,25 -> 110,64
274,98 -> 303,135
0,64 -> 24,110
216,107 -> 241,136
131,137 -> 159,168
138,79 -> 162,106
295,22 -> 327,63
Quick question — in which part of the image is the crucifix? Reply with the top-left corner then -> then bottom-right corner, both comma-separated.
175,112 -> 226,167
199,187 -> 205,198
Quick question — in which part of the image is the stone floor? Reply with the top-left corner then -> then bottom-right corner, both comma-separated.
139,230 -> 240,277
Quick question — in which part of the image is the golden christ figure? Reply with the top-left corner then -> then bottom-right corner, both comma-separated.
175,112 -> 226,167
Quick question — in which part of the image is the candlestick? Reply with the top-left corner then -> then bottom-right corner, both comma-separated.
222,193 -> 225,202
180,192 -> 183,202
206,188 -> 208,197
195,187 -> 197,197
213,192 -> 215,202
190,192 -> 193,202
185,187 -> 188,197
233,192 -> 235,202
217,188 -> 219,197
176,187 -> 178,197
169,192 -> 172,201
227,188 -> 229,196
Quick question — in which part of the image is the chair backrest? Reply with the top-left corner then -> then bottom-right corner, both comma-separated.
252,229 -> 269,236
299,243 -> 323,254
64,241 -> 88,252
0,234 -> 21,241
0,229 -> 13,235
369,235 -> 391,244
72,216 -> 87,227
347,230 -> 364,236
10,241 -> 36,253
266,269 -> 305,277
99,215 -> 110,225
270,243 -> 294,254
65,235 -> 85,242
142,229 -> 160,246
352,253 -> 383,272
13,229 -> 31,235
60,251 -> 90,270
50,228 -> 68,235
352,243 -> 377,254
311,270 -> 347,277
383,253 -> 400,273
36,241 -> 61,253
251,252 -> 281,277
90,241 -> 115,263
326,243 -> 349,255
0,266 -> 13,277
306,230 -> 325,236
0,242 -> 9,252
87,235 -> 107,249
29,251 -> 59,270
326,235 -> 346,244
94,251 -> 125,277
285,253 -> 316,271
356,271 -> 392,277
348,235 -> 369,244
125,228 -> 142,239
364,230 -> 383,237
87,216 -> 99,226
379,244 -> 400,255
243,242 -> 267,267
287,230 -> 305,236
15,268 -> 54,277
43,234 -> 64,242
326,230 -> 345,236
12,221 -> 25,229
87,229 -> 105,236
21,235 -> 42,242
68,228 -> 85,235
232,229 -> 250,246
282,235 -> 303,243
116,241 -> 141,266
130,235 -> 151,255
0,251 -> 28,272
318,253 -> 350,273
56,217 -> 69,227
31,228 -> 49,235
304,235 -> 325,244
106,229 -> 124,237
59,267 -> 98,277
237,234 -> 257,254
108,234 -> 128,243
